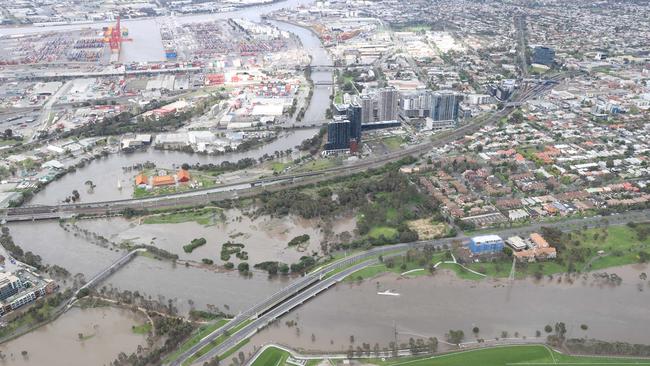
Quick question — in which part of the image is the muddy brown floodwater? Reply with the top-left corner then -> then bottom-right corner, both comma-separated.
0,307 -> 147,366
76,210 -> 357,265
6,219 -> 291,315
248,264 -> 650,354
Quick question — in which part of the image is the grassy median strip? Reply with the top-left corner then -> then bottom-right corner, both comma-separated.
163,319 -> 229,363
219,338 -> 250,362
181,318 -> 253,366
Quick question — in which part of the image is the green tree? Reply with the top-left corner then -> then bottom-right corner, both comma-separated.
446,329 -> 464,344
237,262 -> 249,273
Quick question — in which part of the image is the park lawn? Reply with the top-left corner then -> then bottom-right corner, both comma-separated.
382,136 -> 405,151
346,251 -> 450,282
0,302 -> 59,339
368,226 -> 399,241
386,207 -> 400,222
530,65 -> 550,74
271,161 -> 289,173
142,207 -> 224,226
163,319 -> 229,363
467,224 -> 650,279
437,262 -> 485,281
294,157 -> 341,173
371,345 -> 647,366
334,90 -> 343,104
131,322 -> 152,334
0,138 -> 22,146
251,346 -> 290,366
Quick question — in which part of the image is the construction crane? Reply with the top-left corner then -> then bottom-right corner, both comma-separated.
103,16 -> 132,59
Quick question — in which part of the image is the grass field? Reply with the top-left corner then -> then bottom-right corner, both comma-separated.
293,157 -> 341,173
252,347 -> 291,366
369,345 -> 650,366
466,224 -> 650,279
131,322 -> 152,335
368,226 -> 399,241
345,251 -> 450,282
271,161 -> 289,173
250,345 -> 650,366
142,207 -> 225,226
382,136 -> 406,151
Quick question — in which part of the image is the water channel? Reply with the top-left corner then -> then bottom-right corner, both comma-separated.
5,0 -> 650,362
0,307 -> 148,366
249,266 -> 650,353
2,0 -> 332,205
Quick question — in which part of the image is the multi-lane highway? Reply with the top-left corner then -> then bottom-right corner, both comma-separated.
171,207 -> 650,365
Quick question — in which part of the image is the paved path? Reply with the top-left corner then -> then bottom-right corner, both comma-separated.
173,208 -> 650,365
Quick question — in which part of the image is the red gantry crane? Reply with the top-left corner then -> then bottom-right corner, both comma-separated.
103,16 -> 132,59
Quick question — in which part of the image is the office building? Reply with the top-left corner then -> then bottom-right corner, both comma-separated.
532,46 -> 555,66
400,91 -> 433,118
468,234 -> 505,254
347,102 -> 362,142
430,91 -> 459,121
0,273 -> 22,302
423,117 -> 456,131
325,119 -> 351,151
360,94 -> 373,123
377,87 -> 398,121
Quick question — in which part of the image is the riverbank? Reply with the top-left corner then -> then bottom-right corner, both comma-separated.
248,263 -> 650,354
247,343 -> 650,366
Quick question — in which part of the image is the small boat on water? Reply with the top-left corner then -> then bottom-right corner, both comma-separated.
117,178 -> 122,190
377,289 -> 400,296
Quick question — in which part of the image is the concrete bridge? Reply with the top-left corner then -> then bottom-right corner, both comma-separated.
172,206 -> 650,365
168,239 -> 454,366
69,248 -> 146,305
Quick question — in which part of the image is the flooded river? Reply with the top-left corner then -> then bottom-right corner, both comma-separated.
0,307 -> 147,366
30,129 -> 320,205
76,211 -> 355,265
14,4 -> 334,205
249,266 -> 650,352
6,219 -> 291,315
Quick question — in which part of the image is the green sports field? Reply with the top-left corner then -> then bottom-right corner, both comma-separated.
373,345 -> 650,366
251,346 -> 290,366
251,345 -> 650,366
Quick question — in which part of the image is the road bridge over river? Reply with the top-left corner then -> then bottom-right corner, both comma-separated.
68,248 -> 145,307
169,207 -> 650,365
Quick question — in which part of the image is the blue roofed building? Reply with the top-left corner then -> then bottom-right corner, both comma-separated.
469,234 -> 505,254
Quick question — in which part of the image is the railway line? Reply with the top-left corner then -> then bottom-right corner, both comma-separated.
1,75 -> 564,222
